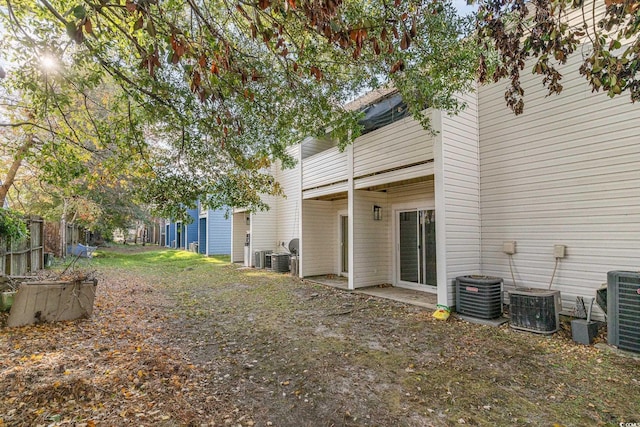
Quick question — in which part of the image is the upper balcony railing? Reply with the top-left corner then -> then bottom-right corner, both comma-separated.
353,114 -> 434,178
302,146 -> 348,190
300,109 -> 435,190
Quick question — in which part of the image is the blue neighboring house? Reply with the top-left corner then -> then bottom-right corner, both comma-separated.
165,221 -> 176,248
165,202 -> 231,256
164,206 -> 197,249
198,204 -> 231,256
184,206 -> 199,250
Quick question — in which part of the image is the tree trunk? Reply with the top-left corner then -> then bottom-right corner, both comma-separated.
0,135 -> 35,207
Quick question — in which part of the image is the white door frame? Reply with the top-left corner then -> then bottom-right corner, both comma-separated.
392,202 -> 436,293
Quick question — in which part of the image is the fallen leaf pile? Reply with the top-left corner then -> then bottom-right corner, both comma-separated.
0,272 -> 236,426
2,247 -> 639,427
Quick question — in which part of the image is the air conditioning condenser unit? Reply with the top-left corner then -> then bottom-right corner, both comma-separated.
509,288 -> 561,334
455,275 -> 503,319
607,271 -> 640,354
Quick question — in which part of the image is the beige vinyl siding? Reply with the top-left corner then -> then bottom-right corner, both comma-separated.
251,195 -> 278,260
478,50 -> 640,320
301,137 -> 337,159
275,146 -> 301,248
353,112 -> 435,178
302,146 -> 348,190
354,163 -> 435,190
441,92 -> 482,307
301,199 -> 344,276
386,179 -> 434,205
302,182 -> 349,200
231,212 -> 249,263
353,190 -> 390,288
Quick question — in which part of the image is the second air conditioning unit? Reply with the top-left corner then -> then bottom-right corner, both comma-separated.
509,288 -> 562,334
270,253 -> 290,273
254,250 -> 273,269
607,271 -> 640,354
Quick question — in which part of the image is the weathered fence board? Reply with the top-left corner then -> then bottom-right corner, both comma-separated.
44,221 -> 61,258
2,217 -> 44,276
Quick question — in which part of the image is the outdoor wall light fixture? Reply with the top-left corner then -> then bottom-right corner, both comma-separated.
246,216 -> 251,226
373,205 -> 382,221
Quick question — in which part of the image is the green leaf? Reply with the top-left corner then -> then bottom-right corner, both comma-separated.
66,22 -> 77,39
72,5 -> 86,19
146,19 -> 156,37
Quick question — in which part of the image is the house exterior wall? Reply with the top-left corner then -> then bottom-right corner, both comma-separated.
440,92 -> 482,307
185,207 -> 199,249
387,179 -> 435,205
275,145 -> 301,249
352,190 -> 390,288
232,211 -> 249,263
168,222 -> 176,248
300,199 -> 344,276
206,209 -> 231,255
251,195 -> 278,259
478,50 -> 640,319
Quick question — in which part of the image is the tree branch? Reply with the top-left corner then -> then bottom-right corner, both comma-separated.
0,134 -> 35,206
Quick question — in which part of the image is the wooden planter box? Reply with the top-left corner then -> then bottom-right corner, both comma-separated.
6,279 -> 98,327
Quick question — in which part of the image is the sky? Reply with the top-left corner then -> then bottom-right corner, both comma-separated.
454,0 -> 479,16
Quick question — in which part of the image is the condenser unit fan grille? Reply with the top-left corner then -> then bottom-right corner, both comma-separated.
509,289 -> 561,334
270,253 -> 290,273
607,271 -> 640,354
455,276 -> 503,319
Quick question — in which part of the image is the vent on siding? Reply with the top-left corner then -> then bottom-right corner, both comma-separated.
607,271 -> 640,354
455,276 -> 503,319
509,289 -> 561,334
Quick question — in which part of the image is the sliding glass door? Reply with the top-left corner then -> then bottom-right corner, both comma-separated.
398,209 -> 436,287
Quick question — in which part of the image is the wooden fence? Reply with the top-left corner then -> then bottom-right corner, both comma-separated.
44,221 -> 92,259
1,217 -> 44,276
44,221 -> 61,258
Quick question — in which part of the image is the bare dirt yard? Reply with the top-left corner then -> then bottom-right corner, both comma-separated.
1,245 -> 639,426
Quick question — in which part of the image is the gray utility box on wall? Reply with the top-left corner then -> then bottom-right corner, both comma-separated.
509,288 -> 562,334
607,271 -> 640,354
455,276 -> 504,319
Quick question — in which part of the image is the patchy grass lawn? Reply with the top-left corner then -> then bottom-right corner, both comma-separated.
1,246 -> 639,426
